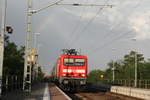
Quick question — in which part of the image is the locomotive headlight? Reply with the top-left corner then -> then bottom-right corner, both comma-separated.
82,74 -> 85,77
63,74 -> 66,76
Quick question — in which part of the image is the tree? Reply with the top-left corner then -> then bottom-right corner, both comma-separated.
123,51 -> 144,79
87,69 -> 104,83
37,66 -> 44,81
140,60 -> 150,79
105,60 -> 124,79
106,51 -> 145,80
3,34 -> 24,85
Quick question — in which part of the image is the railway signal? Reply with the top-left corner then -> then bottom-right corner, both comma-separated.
6,26 -> 13,34
100,75 -> 104,79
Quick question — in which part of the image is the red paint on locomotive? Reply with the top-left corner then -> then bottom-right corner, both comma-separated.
52,55 -> 87,78
51,53 -> 88,88
60,55 -> 87,77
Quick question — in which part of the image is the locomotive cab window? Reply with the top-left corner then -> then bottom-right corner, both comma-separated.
64,58 -> 85,66
64,58 -> 74,66
75,59 -> 85,66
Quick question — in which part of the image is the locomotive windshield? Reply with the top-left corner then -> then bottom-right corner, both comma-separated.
64,58 -> 85,66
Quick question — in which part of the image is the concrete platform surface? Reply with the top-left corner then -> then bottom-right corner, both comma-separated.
1,83 -> 71,100
2,82 -> 47,100
48,83 -> 71,100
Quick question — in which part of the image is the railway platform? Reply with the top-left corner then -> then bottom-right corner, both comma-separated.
1,82 -> 71,100
2,82 -> 46,100
2,82 -> 148,100
49,83 -> 71,100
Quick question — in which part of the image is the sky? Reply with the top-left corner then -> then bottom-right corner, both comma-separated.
4,0 -> 150,74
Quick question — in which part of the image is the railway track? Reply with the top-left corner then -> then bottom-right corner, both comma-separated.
70,92 -> 115,100
64,84 -> 143,100
75,92 -> 105,100
68,91 -> 143,100
60,83 -> 143,100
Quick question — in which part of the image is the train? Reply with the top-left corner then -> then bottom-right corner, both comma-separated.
51,49 -> 88,91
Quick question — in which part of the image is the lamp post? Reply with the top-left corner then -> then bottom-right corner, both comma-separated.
131,38 -> 137,88
112,48 -> 116,83
112,61 -> 115,82
33,33 -> 40,82
0,0 -> 6,96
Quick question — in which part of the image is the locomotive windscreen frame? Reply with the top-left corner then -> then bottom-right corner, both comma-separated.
63,58 -> 85,66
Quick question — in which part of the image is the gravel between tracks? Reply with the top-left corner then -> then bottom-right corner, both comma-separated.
73,92 -> 143,100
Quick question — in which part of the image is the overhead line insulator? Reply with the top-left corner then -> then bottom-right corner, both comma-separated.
73,3 -> 79,6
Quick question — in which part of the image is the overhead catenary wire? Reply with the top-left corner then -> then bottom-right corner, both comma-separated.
63,1 -> 88,48
57,3 -> 112,7
101,0 -> 142,40
31,0 -> 113,49
63,0 -> 107,48
88,29 -> 134,55
31,0 -> 112,14
70,0 -> 111,47
71,6 -> 105,47
61,0 -> 113,48
32,0 -> 113,49
68,0 -> 89,47
87,0 -> 141,51
86,0 -> 142,54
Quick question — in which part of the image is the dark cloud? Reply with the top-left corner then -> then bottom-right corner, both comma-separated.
5,0 -> 150,74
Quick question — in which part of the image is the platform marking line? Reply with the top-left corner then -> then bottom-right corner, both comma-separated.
55,86 -> 72,100
43,83 -> 50,100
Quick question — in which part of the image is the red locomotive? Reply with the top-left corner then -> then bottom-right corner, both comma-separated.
51,49 -> 88,91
